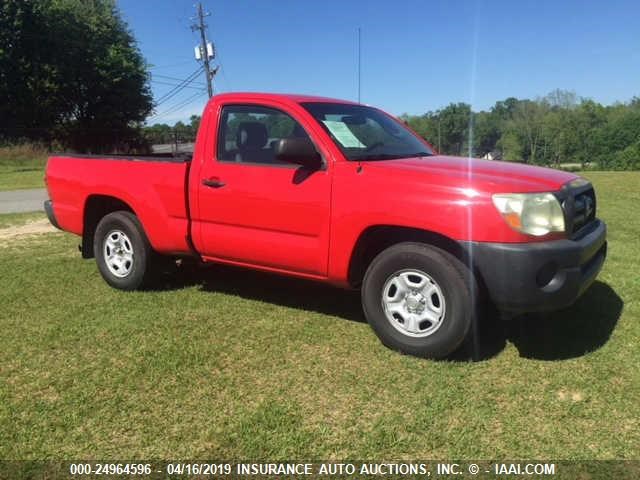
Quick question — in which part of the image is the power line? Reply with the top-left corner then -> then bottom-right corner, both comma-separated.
164,90 -> 207,116
149,90 -> 208,122
212,47 -> 232,92
149,60 -> 194,70
151,79 -> 205,91
154,66 -> 203,104
164,90 -> 206,114
154,66 -> 204,106
152,74 -> 205,86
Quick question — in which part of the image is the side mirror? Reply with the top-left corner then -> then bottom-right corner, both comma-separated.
275,138 -> 322,170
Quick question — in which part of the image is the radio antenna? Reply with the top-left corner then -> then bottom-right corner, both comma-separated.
357,27 -> 361,103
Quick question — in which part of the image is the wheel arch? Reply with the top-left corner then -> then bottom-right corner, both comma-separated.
347,225 -> 487,294
81,195 -> 136,258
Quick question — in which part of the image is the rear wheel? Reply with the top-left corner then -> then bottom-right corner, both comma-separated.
94,211 -> 153,290
362,242 -> 475,359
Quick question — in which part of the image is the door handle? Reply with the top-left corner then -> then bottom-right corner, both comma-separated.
202,178 -> 226,188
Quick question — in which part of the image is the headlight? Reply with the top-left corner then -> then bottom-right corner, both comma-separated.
492,192 -> 565,236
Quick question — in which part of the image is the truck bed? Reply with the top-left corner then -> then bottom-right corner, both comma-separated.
54,152 -> 191,163
45,154 -> 193,255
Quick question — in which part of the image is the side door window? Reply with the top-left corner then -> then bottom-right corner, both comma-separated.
217,105 -> 310,165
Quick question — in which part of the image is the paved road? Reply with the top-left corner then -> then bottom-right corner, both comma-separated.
151,143 -> 194,154
0,188 -> 48,214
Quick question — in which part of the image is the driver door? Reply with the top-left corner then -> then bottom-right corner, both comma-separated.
194,103 -> 331,277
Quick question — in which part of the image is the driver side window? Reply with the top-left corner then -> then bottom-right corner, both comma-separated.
217,105 -> 310,165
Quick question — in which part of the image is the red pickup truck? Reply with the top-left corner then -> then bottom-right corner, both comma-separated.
45,92 -> 607,359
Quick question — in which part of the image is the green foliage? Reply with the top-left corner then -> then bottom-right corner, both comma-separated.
189,115 -> 201,138
143,115 -> 202,146
0,144 -> 48,167
472,111 -> 500,157
610,141 -> 640,170
0,144 -> 48,191
143,123 -> 174,145
404,91 -> 640,170
144,110 -> 304,148
0,0 -> 152,152
497,131 -> 523,161
409,103 -> 472,155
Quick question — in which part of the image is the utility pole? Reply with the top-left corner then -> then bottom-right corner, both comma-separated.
192,2 -> 216,98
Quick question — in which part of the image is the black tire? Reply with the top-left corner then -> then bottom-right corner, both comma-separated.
361,242 -> 475,359
93,211 -> 153,290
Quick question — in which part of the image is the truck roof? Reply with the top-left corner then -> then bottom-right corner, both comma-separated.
210,92 -> 359,105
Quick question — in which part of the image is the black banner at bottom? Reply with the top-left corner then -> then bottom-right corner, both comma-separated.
1,460 -> 638,480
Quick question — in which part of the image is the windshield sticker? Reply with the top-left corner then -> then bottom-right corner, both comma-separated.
322,120 -> 365,148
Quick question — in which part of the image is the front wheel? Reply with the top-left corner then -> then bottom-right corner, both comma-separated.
362,242 -> 475,359
93,211 -> 153,290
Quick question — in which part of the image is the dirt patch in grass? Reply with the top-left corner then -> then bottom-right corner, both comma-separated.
0,218 -> 57,242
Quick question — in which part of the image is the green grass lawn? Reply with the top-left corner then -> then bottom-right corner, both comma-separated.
0,173 -> 638,465
0,144 -> 47,191
0,165 -> 45,191
0,212 -> 45,229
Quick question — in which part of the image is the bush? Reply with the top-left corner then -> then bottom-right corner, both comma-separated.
611,143 -> 640,170
0,143 -> 50,168
595,142 -> 640,170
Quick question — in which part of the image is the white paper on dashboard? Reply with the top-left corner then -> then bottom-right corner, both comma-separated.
322,121 -> 365,148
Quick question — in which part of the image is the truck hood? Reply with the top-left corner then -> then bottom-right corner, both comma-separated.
367,155 -> 579,193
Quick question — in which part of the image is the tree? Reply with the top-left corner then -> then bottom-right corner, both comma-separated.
497,131 -> 524,161
189,115 -> 201,140
594,104 -> 640,169
402,113 -> 439,150
0,0 -> 152,152
437,103 -> 472,156
492,97 -> 520,119
409,91 -> 639,169
544,89 -> 578,109
143,123 -> 172,145
508,100 -> 548,164
473,111 -> 501,158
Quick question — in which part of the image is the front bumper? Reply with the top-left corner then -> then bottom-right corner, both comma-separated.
461,220 -> 607,313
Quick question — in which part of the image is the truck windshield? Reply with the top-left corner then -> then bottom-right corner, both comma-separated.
301,102 -> 433,161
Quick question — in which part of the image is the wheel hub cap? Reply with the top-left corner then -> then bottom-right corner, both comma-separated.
103,230 -> 134,278
405,292 -> 426,313
381,269 -> 446,338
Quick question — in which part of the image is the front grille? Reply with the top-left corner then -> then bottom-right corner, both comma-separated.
562,185 -> 597,235
573,188 -> 596,232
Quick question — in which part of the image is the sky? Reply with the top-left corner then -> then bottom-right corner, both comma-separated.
117,0 -> 640,125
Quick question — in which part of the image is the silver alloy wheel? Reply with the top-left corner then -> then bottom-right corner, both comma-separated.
103,230 -> 134,278
381,269 -> 446,338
